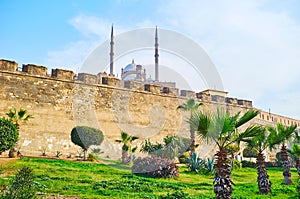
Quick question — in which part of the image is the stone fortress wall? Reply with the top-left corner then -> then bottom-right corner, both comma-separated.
0,59 -> 299,159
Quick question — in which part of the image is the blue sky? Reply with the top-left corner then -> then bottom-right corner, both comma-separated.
1,0 -> 300,119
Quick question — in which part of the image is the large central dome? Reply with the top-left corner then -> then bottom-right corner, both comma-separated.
123,63 -> 135,72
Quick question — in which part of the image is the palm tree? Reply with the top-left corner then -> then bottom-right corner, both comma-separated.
267,123 -> 297,184
189,109 -> 259,199
244,126 -> 273,194
289,143 -> 300,194
115,131 -> 138,165
177,98 -> 203,153
6,108 -> 33,129
289,143 -> 300,177
6,108 -> 33,158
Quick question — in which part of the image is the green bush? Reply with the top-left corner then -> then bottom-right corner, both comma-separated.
205,157 -> 215,174
241,160 -> 256,168
1,167 -> 37,199
242,147 -> 258,158
87,153 -> 98,162
186,152 -> 205,173
71,126 -> 104,160
0,118 -> 18,153
140,136 -> 190,160
132,156 -> 179,178
233,160 -> 242,170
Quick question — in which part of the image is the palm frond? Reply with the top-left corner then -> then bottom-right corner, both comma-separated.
235,110 -> 259,128
235,125 -> 262,145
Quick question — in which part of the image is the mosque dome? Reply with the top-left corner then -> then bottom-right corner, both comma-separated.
123,63 -> 135,72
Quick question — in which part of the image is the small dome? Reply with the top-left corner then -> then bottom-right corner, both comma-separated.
124,63 -> 135,72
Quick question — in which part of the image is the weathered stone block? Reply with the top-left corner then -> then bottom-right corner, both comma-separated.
107,77 -> 120,87
77,73 -> 97,84
22,64 -> 47,76
225,97 -> 238,105
180,90 -> 195,98
162,87 -> 179,96
211,95 -> 225,103
0,59 -> 18,72
144,84 -> 161,93
237,99 -> 252,107
124,80 -> 142,90
196,92 -> 210,101
51,68 -> 74,81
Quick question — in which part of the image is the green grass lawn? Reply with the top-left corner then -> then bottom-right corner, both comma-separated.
0,157 -> 298,199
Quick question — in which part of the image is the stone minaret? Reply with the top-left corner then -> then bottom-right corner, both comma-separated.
154,26 -> 159,82
110,25 -> 114,76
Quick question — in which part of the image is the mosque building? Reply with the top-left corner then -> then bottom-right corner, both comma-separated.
108,26 -> 176,88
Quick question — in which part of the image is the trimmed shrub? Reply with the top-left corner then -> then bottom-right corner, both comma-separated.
0,118 -> 18,153
87,153 -> 98,162
71,126 -> 104,160
132,156 -> 179,178
241,160 -> 256,168
1,167 -> 37,199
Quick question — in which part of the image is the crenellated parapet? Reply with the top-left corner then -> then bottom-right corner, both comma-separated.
51,68 -> 74,81
0,59 -> 18,72
77,73 -> 98,84
181,90 -> 196,98
144,84 -> 161,94
22,64 -> 47,76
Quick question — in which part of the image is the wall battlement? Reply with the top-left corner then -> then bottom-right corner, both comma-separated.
0,58 -> 299,158
0,59 -> 256,108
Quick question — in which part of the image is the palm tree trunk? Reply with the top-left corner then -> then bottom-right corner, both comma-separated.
281,144 -> 292,184
214,148 -> 233,199
296,158 -> 300,196
190,130 -> 195,153
256,151 -> 271,194
122,150 -> 129,165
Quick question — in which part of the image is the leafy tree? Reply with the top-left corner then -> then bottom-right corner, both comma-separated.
267,123 -> 297,184
244,126 -> 273,194
0,118 -> 18,153
71,126 -> 104,160
1,167 -> 37,199
115,131 -> 138,165
6,108 -> 33,158
177,98 -> 203,153
189,108 -> 259,199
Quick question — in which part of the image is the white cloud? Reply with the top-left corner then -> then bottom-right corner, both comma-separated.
45,2 -> 300,119
158,0 -> 300,118
69,14 -> 112,38
46,40 -> 99,72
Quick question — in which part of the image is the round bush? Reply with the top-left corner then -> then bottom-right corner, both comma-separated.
71,126 -> 104,150
0,118 -> 18,153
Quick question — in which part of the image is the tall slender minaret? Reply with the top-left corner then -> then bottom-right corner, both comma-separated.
154,26 -> 159,82
109,25 -> 114,76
